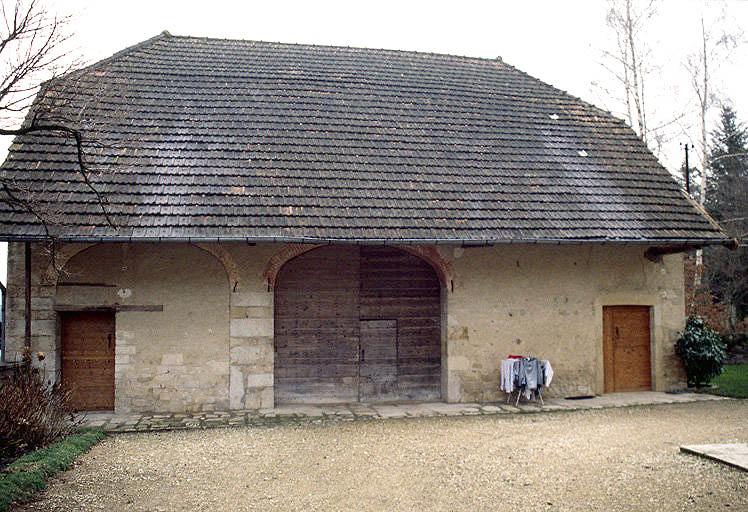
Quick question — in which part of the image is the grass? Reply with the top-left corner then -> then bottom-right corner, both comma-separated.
707,363 -> 748,399
0,429 -> 105,512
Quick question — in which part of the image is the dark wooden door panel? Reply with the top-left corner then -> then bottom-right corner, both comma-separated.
360,246 -> 441,402
61,311 -> 115,411
274,246 -> 361,404
274,246 -> 442,404
603,306 -> 651,393
359,319 -> 398,401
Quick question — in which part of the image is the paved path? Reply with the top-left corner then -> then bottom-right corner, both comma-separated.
80,391 -> 727,432
681,443 -> 748,471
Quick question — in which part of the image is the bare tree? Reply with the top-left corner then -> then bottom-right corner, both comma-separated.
0,0 -> 113,235
599,0 -> 659,145
682,8 -> 743,285
684,14 -> 743,208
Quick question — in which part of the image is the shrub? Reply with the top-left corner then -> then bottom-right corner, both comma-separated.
675,316 -> 727,387
0,352 -> 81,460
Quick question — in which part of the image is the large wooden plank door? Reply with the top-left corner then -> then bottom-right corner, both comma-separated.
274,246 -> 361,404
61,311 -> 115,411
359,319 -> 398,401
274,245 -> 441,404
359,246 -> 441,401
603,306 -> 652,393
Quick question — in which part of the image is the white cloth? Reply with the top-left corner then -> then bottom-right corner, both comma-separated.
542,360 -> 554,387
500,359 -> 516,393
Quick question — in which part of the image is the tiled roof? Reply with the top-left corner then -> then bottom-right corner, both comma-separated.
0,32 -> 730,244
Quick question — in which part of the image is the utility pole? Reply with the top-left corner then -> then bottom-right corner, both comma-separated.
682,142 -> 693,196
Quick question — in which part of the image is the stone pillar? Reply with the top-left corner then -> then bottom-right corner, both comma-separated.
229,289 -> 274,409
5,242 -> 57,383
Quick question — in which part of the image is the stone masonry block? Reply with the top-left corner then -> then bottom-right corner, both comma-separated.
246,373 -> 273,387
117,345 -> 137,355
115,355 -> 131,365
161,353 -> 184,365
231,291 -> 272,307
231,306 -> 272,319
260,387 -> 274,408
229,365 -> 244,409
230,336 -> 272,349
243,387 -> 273,410
230,318 -> 272,338
243,390 -> 262,410
230,343 -> 271,365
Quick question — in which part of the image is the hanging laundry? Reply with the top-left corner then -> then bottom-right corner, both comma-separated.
519,357 -> 543,399
500,359 -> 516,393
501,356 -> 551,403
542,360 -> 554,387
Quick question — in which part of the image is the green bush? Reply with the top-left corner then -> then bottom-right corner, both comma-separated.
675,316 -> 727,387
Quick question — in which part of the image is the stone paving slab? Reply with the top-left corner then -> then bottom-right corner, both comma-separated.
680,443 -> 748,471
76,391 -> 729,433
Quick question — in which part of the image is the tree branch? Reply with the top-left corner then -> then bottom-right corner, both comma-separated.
0,121 -> 114,226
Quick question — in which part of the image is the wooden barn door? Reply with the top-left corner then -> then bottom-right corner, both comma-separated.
274,246 -> 361,404
603,306 -> 652,393
359,319 -> 398,401
60,311 -> 115,410
359,246 -> 441,401
274,245 -> 441,404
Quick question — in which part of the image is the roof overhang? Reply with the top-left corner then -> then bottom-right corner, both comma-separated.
0,235 -> 737,250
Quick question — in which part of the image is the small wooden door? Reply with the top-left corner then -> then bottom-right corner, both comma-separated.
603,306 -> 652,393
359,319 -> 398,401
61,311 -> 115,410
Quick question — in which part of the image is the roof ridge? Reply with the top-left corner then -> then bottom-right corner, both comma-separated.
164,32 -> 508,67
157,34 -> 628,128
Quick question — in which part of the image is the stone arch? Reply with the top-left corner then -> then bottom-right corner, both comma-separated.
395,246 -> 454,290
47,242 -> 240,291
55,242 -> 231,413
263,243 -> 454,291
46,243 -> 96,285
191,243 -> 240,291
262,243 -> 325,288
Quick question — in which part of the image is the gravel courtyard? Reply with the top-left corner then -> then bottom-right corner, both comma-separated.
14,400 -> 747,512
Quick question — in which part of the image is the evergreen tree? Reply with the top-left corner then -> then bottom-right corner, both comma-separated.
703,104 -> 747,325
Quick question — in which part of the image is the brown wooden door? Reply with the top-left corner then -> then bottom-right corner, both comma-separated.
274,246 -> 361,404
61,312 -> 115,411
274,246 -> 441,404
359,319 -> 398,401
359,246 -> 441,401
603,306 -> 652,392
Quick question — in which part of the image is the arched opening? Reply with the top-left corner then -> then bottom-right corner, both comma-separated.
274,245 -> 442,404
56,243 -> 230,412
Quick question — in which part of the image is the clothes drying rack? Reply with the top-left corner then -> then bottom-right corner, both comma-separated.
500,356 -> 551,406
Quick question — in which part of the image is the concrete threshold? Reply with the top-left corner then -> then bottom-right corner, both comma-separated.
680,443 -> 748,471
77,391 -> 729,433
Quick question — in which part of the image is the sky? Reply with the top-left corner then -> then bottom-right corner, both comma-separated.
0,0 -> 746,285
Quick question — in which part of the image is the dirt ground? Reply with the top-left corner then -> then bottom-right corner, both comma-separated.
13,400 -> 747,511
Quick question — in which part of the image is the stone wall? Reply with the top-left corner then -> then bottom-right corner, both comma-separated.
56,243 -> 230,413
4,241 -> 688,411
4,242 -> 56,384
439,244 -> 687,401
